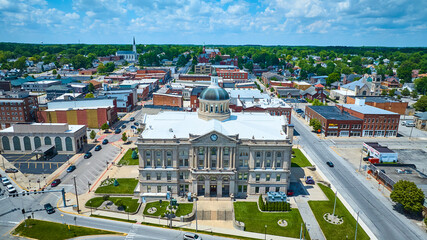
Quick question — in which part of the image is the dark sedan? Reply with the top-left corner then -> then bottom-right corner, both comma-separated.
44,203 -> 55,214
326,161 -> 334,167
51,179 -> 61,187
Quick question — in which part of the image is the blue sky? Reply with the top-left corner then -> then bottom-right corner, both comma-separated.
0,0 -> 426,47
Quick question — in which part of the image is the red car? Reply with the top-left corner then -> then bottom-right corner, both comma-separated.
51,179 -> 61,187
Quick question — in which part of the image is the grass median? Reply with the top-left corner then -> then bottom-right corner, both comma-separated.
118,149 -> 139,165
95,178 -> 138,194
13,219 -> 121,240
86,197 -> 140,213
308,183 -> 370,240
291,148 -> 312,167
234,202 -> 309,239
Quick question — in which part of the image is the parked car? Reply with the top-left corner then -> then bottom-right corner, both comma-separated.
363,157 -> 371,161
305,176 -> 315,184
84,152 -> 92,159
5,168 -> 18,173
133,122 -> 139,126
102,139 -> 109,145
51,179 -> 61,187
2,177 -> 10,186
287,190 -> 294,196
405,121 -> 415,127
130,117 -> 135,121
401,121 -> 407,126
95,145 -> 102,151
6,184 -> 16,193
44,203 -> 55,214
131,125 -> 136,129
326,161 -> 334,167
121,125 -> 126,129
66,165 -> 76,173
115,128 -> 121,134
183,233 -> 202,240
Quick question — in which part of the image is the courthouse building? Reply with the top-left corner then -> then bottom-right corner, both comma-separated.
136,70 -> 293,198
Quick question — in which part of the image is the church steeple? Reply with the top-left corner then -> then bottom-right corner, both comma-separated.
132,37 -> 136,53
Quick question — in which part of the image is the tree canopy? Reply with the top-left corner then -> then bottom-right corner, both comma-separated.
390,180 -> 425,213
413,95 -> 427,112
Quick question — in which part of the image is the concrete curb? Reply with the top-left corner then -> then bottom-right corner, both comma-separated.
299,147 -> 378,240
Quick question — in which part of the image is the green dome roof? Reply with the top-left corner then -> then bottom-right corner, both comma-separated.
199,87 -> 229,101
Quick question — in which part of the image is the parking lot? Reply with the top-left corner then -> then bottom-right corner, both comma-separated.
3,153 -> 71,174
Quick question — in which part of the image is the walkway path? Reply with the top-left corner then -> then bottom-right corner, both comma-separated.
295,196 -> 325,240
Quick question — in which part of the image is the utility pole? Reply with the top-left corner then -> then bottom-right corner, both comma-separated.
333,191 -> 337,216
73,175 -> 80,212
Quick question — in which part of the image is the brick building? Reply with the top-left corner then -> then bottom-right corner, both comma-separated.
153,93 -> 183,108
346,96 -> 408,115
178,74 -> 211,82
216,69 -> 248,80
38,98 -> 118,129
190,86 -> 207,110
302,84 -> 327,102
79,69 -> 97,75
0,91 -> 38,130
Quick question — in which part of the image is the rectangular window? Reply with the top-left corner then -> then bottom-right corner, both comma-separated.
266,159 -> 271,168
179,172 -> 184,180
157,173 -> 161,180
243,173 -> 248,180
167,186 -> 172,192
256,174 -> 260,182
147,186 -> 151,193
167,173 -> 171,181
146,174 -> 151,180
223,158 -> 229,168
238,185 -> 242,192
243,185 -> 247,193
238,173 -> 243,180
224,147 -> 229,155
276,187 -> 280,192
266,174 -> 270,181
276,174 -> 281,181
276,159 -> 281,168
157,186 -> 162,193
255,187 -> 259,193
255,158 -> 261,168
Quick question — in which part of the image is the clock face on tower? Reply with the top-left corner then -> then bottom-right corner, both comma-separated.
210,134 -> 218,141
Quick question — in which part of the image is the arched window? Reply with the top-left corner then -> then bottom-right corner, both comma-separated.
55,137 -> 63,151
215,105 -> 218,113
44,136 -> 52,145
2,136 -> 10,150
197,176 -> 205,181
220,104 -> 223,113
34,137 -> 41,149
23,136 -> 31,150
65,137 -> 73,151
205,104 -> 208,112
13,136 -> 21,150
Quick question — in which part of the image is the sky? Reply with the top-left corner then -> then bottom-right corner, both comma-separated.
0,0 -> 426,47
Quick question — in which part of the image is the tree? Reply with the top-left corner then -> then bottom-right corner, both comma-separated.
176,55 -> 187,67
88,83 -> 95,92
244,61 -> 253,72
13,56 -> 26,70
381,89 -> 388,96
397,61 -> 416,83
131,150 -> 138,159
388,89 -> 396,97
312,99 -> 324,106
105,62 -> 115,72
121,133 -> 128,142
309,119 -> 322,132
411,90 -> 418,100
97,62 -> 106,73
85,93 -> 94,98
401,88 -> 410,96
90,130 -> 96,140
101,123 -> 109,131
413,95 -> 427,112
390,180 -> 425,213
326,72 -> 340,86
56,74 -> 61,79
214,54 -> 222,63
52,69 -> 57,75
414,77 -> 427,95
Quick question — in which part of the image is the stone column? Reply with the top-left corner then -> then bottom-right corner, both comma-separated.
261,151 -> 265,170
230,179 -> 236,197
217,179 -> 223,197
204,147 -> 208,169
231,147 -> 235,169
283,149 -> 289,170
162,150 -> 166,169
192,179 -> 198,194
173,147 -> 178,169
272,151 -> 276,170
207,147 -> 211,170
205,179 -> 210,196
218,147 -> 222,169
151,150 -> 155,168
249,150 -> 255,169
139,149 -> 145,168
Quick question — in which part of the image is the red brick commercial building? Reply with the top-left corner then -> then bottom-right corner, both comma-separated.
346,96 -> 408,115
178,74 -> 211,82
216,69 -> 248,80
305,100 -> 400,137
0,91 -> 38,130
79,68 -> 97,75
305,105 -> 364,137
153,93 -> 183,108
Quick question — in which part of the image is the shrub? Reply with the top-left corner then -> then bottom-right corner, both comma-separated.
103,195 -> 110,201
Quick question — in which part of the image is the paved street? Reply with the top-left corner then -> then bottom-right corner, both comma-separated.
292,115 -> 427,240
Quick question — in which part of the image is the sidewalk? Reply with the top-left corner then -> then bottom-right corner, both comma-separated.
295,196 -> 325,240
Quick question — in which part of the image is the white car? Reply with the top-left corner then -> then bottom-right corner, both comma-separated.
6,184 -> 16,193
1,177 -> 10,186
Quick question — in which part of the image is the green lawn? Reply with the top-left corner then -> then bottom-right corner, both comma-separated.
95,178 -> 138,194
308,184 -> 370,240
175,203 -> 194,217
234,202 -> 309,239
85,197 -> 140,213
118,149 -> 139,165
143,201 -> 170,216
291,148 -> 312,167
91,214 -> 137,223
13,219 -> 121,240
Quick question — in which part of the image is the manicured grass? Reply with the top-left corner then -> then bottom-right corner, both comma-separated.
234,202 -> 309,239
143,200 -> 170,216
13,219 -> 120,240
95,178 -> 138,194
308,183 -> 370,240
85,197 -> 140,213
118,149 -> 139,165
291,148 -> 312,167
175,203 -> 193,217
90,214 -> 137,223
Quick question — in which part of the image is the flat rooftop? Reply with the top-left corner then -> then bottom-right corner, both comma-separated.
340,104 -> 399,115
364,142 -> 395,153
375,165 -> 427,195
141,111 -> 288,140
308,106 -> 362,121
354,96 -> 399,103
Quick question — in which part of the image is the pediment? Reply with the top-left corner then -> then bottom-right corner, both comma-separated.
189,131 -> 238,145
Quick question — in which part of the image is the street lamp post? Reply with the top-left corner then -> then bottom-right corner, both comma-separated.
264,225 -> 267,240
73,175 -> 80,212
333,191 -> 337,216
195,197 -> 198,232
409,125 -> 414,139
